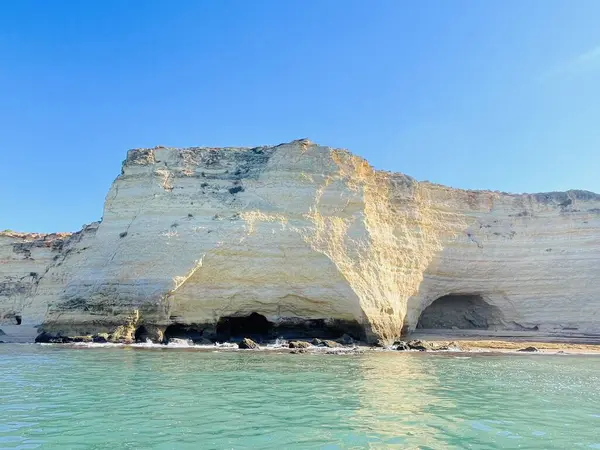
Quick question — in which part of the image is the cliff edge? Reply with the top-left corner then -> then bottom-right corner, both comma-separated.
2,140 -> 599,344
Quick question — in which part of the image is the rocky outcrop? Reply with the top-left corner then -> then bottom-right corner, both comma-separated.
289,341 -> 311,349
1,140 -> 599,344
238,338 -> 259,349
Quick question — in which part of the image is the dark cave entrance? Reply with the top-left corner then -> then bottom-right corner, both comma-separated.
273,319 -> 363,340
134,325 -> 149,342
3,313 -> 22,325
215,313 -> 364,342
416,294 -> 505,330
163,324 -> 205,342
216,312 -> 273,341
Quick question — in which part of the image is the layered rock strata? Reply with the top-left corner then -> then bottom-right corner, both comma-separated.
1,140 -> 599,344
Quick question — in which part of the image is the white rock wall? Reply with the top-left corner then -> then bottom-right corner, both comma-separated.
406,186 -> 600,334
1,140 -> 599,343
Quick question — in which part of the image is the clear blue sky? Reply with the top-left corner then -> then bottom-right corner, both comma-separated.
2,1 -> 600,232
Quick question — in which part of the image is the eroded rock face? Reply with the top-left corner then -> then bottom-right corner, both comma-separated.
1,140 -> 599,344
0,226 -> 99,342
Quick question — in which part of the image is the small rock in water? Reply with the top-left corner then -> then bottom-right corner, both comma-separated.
518,346 -> 539,352
311,338 -> 323,346
289,341 -> 311,349
394,341 -> 410,351
407,340 -> 432,351
337,334 -> 355,345
238,337 -> 259,349
322,340 -> 341,348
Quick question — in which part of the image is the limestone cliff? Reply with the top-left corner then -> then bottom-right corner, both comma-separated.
1,140 -> 599,344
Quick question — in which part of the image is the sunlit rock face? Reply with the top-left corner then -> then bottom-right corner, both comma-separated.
406,187 -> 600,335
1,140 -> 599,343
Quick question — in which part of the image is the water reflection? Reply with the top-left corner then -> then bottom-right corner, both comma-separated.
350,352 -> 459,447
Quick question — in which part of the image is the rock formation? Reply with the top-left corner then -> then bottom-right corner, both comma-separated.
1,140 -> 599,344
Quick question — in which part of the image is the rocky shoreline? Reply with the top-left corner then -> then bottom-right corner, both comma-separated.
25,332 -> 600,355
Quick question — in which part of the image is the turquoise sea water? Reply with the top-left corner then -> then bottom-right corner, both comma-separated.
1,345 -> 600,449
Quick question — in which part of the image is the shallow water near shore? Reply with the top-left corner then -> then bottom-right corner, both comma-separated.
1,344 -> 600,449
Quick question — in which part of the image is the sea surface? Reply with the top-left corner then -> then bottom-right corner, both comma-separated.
1,344 -> 600,449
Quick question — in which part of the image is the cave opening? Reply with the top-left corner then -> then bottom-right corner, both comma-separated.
216,312 -> 273,341
416,294 -> 505,330
2,313 -> 22,325
163,324 -> 205,343
215,313 -> 364,342
134,325 -> 149,342
274,319 -> 363,340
